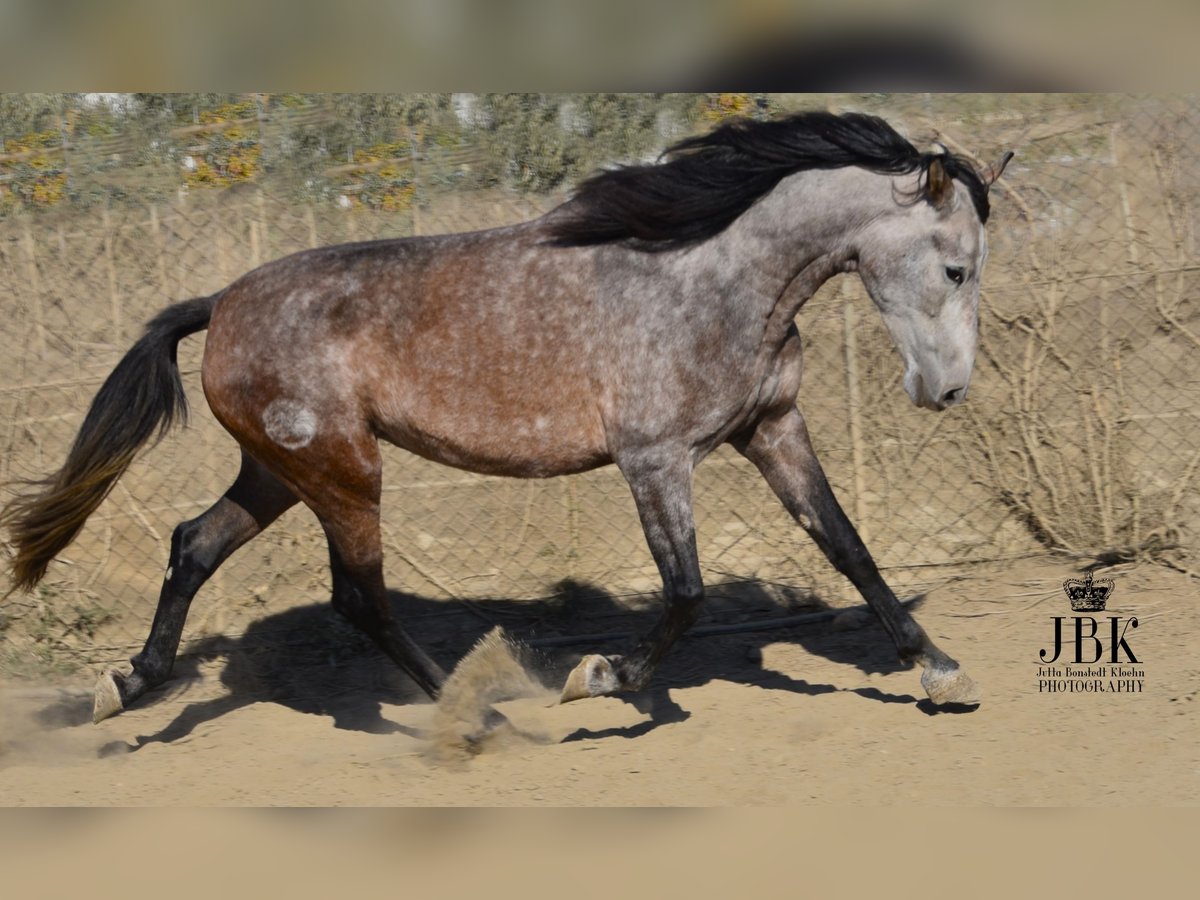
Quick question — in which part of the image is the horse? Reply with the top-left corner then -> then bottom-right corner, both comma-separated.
1,111 -> 1012,726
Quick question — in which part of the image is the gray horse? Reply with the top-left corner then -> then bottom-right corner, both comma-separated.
2,111 -> 1011,725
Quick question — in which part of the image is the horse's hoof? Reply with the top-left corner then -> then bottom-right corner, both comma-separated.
92,670 -> 125,723
921,665 -> 982,706
559,654 -> 620,703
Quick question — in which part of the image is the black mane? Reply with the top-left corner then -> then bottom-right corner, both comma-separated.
548,110 -> 989,251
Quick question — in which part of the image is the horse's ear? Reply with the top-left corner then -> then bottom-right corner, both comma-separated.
982,150 -> 1014,189
925,156 -> 953,210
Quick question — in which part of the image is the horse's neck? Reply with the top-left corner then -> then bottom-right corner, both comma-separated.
700,167 -> 896,319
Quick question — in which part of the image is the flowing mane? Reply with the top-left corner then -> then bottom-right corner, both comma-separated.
548,110 -> 990,251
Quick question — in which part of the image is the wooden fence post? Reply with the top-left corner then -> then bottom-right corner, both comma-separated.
842,279 -> 870,543
1110,122 -> 1140,556
256,188 -> 270,260
102,204 -> 121,345
216,202 -> 236,284
20,219 -> 46,360
249,218 -> 261,268
410,125 -> 421,236
305,204 -> 318,248
173,193 -> 186,300
149,204 -> 170,300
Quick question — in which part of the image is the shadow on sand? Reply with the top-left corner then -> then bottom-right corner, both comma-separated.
36,578 -> 973,755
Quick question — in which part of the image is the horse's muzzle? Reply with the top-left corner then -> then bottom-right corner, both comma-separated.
909,372 -> 968,411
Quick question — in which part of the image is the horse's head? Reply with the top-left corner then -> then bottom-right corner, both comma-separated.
856,150 -> 1012,411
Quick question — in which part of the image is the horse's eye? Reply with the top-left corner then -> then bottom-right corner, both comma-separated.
945,266 -> 965,285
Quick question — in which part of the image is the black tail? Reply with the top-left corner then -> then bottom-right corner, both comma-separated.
2,294 -> 218,593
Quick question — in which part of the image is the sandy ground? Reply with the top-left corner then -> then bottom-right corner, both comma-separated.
1,556 -> 1196,806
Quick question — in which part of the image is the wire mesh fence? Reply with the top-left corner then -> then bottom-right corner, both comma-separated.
0,94 -> 1196,675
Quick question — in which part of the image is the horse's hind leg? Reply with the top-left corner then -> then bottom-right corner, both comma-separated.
561,450 -> 704,701
94,452 -> 298,722
733,406 -> 980,706
276,436 -> 446,699
319,512 -> 446,699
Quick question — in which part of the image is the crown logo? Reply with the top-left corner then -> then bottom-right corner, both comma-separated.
1063,571 -> 1114,612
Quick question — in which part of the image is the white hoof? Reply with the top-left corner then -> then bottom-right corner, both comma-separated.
921,666 -> 982,706
92,670 -> 125,723
559,654 -> 620,703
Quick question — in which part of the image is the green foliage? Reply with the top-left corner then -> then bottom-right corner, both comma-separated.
38,93 -> 775,207
0,93 -> 71,140
324,94 -> 451,159
1,130 -> 68,207
0,92 -> 801,216
471,93 -> 702,192
182,102 -> 264,190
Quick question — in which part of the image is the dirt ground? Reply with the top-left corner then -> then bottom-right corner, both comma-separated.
1,555 -> 1196,806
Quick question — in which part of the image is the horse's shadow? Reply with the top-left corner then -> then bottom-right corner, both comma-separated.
57,578 -> 963,755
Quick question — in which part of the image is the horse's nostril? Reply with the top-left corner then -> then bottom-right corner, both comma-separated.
941,387 -> 965,407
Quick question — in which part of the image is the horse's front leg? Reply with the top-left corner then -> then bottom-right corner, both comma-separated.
733,406 -> 980,706
560,449 -> 703,702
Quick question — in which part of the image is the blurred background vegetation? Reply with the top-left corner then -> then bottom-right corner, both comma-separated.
0,93 -> 793,216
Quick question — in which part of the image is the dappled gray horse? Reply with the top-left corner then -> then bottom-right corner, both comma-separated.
2,111 -> 1011,724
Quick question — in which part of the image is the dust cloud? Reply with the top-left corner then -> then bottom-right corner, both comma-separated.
425,627 -> 559,765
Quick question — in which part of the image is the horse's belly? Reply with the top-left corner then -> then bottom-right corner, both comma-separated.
372,386 -> 611,478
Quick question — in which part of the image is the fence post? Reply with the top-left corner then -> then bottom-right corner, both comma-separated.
20,218 -> 46,360
216,202 -> 237,284
102,203 -> 121,345
841,279 -> 870,543
1107,122 -> 1137,382
149,204 -> 170,300
256,188 -> 270,260
249,216 -> 261,268
1109,122 -> 1140,557
305,204 -> 318,248
1110,123 -> 1141,272
409,124 -> 420,236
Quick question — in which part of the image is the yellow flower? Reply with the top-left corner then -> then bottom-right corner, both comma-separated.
702,93 -> 754,122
